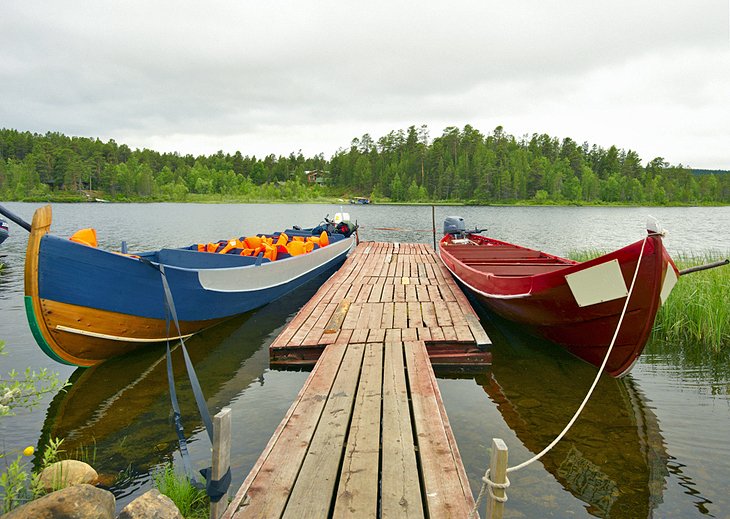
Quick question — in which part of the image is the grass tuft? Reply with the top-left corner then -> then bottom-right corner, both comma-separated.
152,463 -> 209,519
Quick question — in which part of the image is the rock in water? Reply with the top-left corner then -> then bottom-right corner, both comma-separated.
117,489 -> 183,519
3,483 -> 114,519
39,460 -> 99,491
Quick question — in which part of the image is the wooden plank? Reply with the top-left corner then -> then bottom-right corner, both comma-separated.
381,342 -> 423,517
227,342 -> 348,518
394,284 -> 406,302
442,326 -> 458,341
333,343 -> 384,518
417,327 -> 432,342
356,303 -> 372,331
324,299 -> 352,334
407,302 -> 423,328
393,302 -> 408,329
357,284 -> 373,303
426,285 -> 442,301
367,302 -> 384,330
405,284 -> 418,302
342,302 -> 363,330
367,328 -> 385,343
302,302 -> 339,346
385,328 -> 402,342
211,408 -> 232,519
430,327 -> 445,341
434,301 -> 453,327
351,328 -> 370,343
465,313 -> 491,347
381,284 -> 395,303
282,343 -> 366,518
446,301 -> 468,327
404,341 -> 474,518
368,282 -> 384,303
381,303 -> 394,329
421,302 -> 439,329
401,327 -> 418,342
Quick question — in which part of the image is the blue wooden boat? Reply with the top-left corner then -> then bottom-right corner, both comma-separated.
23,205 -> 355,367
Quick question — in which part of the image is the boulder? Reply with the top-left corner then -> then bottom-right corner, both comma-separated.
3,483 -> 114,519
117,489 -> 183,519
39,460 -> 99,491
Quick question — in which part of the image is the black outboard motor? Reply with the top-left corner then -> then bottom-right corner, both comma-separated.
444,216 -> 466,238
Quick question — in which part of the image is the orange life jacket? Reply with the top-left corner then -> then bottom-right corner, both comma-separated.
218,238 -> 244,255
286,240 -> 306,256
318,231 -> 329,247
70,228 -> 98,248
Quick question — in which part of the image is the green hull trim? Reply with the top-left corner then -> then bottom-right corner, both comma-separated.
24,296 -> 76,366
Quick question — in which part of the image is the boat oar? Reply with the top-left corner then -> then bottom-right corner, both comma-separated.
679,259 -> 729,276
0,204 -> 31,232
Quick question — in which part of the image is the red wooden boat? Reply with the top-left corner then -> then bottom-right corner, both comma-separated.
439,217 -> 679,377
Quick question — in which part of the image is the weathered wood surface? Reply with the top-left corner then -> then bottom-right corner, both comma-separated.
270,241 -> 491,368
223,340 -> 476,518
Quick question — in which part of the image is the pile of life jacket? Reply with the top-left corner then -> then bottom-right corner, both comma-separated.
196,231 -> 329,262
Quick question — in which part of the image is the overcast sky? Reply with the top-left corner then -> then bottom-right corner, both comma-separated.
2,1 -> 729,168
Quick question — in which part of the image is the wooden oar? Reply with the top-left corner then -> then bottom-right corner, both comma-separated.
679,259 -> 729,276
0,204 -> 31,232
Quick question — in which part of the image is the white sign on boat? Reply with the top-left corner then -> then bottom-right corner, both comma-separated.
565,259 -> 629,307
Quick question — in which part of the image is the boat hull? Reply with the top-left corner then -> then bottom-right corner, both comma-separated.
25,206 -> 353,366
440,234 -> 677,377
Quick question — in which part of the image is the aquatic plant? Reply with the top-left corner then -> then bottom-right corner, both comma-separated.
0,438 -> 63,512
0,341 -> 67,417
152,463 -> 209,519
653,251 -> 729,352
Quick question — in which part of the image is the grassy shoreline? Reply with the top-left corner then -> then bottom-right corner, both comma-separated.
4,192 -> 729,207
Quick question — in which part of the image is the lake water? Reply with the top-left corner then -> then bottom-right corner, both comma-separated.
1,202 -> 729,517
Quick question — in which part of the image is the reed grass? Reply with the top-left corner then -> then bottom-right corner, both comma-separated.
152,463 -> 209,519
568,249 -> 730,352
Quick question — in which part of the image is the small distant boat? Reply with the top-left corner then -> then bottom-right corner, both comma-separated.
19,205 -> 356,367
439,217 -> 679,377
0,220 -> 8,245
349,197 -> 371,205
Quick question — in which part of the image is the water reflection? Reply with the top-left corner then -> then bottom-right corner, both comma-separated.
473,316 -> 670,518
37,268 -> 334,497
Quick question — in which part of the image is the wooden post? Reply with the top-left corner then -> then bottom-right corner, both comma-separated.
210,407 -> 232,519
431,205 -> 436,250
485,438 -> 508,519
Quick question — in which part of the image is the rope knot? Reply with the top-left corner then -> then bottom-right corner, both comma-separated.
482,469 -> 510,503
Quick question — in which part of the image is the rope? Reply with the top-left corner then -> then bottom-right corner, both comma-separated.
471,468 -> 510,516
469,233 -> 652,517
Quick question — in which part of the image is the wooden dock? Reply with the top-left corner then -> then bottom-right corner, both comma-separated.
223,242 -> 490,518
223,339 -> 477,518
270,242 -> 491,369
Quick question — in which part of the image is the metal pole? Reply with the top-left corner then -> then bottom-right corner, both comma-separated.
0,204 -> 32,232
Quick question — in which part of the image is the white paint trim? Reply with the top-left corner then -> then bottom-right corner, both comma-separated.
197,237 -> 354,293
56,325 -> 193,343
441,260 -> 532,300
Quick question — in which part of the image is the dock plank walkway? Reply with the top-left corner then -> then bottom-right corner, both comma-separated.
270,241 -> 491,368
223,340 -> 476,518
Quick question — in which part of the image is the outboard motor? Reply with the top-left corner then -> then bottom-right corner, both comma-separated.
444,216 -> 466,238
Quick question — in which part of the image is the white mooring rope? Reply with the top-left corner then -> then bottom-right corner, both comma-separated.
469,233 -> 654,518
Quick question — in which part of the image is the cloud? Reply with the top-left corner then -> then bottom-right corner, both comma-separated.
1,0 -> 728,167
